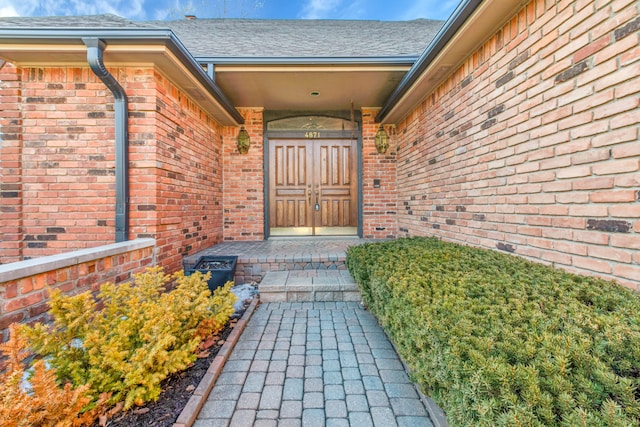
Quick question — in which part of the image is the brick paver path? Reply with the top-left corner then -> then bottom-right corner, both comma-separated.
195,302 -> 433,427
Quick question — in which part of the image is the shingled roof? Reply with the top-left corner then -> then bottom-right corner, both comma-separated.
0,14 -> 443,59
0,13 -> 447,119
0,14 -> 153,29
151,18 -> 443,58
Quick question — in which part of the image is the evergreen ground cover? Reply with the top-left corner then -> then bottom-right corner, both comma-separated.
346,237 -> 640,426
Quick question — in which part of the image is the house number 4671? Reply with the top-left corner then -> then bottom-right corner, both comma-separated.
305,132 -> 321,138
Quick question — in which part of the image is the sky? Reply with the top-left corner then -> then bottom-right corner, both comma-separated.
0,0 -> 460,21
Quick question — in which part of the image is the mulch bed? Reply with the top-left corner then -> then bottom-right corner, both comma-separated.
94,306 -> 246,427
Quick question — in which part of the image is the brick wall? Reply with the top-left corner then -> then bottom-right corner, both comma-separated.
362,108 -> 398,239
0,65 -> 226,272
1,67 -> 116,260
395,0 -> 640,288
0,62 -> 23,262
143,70 -> 225,271
0,239 -> 155,342
222,108 -> 265,241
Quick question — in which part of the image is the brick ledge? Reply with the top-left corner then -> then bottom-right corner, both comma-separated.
0,238 -> 156,283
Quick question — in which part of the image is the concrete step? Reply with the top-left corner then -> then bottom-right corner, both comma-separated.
236,259 -> 346,284
259,269 -> 361,302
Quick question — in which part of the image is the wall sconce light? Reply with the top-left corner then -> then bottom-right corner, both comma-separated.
236,126 -> 250,154
374,125 -> 388,154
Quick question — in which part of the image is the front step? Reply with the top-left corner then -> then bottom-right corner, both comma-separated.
259,269 -> 361,302
235,259 -> 346,284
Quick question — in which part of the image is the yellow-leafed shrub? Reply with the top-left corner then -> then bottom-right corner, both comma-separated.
0,324 -> 97,427
22,266 -> 237,410
195,278 -> 237,339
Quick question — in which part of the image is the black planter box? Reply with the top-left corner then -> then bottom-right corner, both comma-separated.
186,255 -> 238,293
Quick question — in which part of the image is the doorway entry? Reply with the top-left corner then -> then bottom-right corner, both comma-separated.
268,138 -> 358,236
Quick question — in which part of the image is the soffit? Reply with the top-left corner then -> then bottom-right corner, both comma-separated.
212,64 -> 411,110
380,0 -> 526,124
0,41 -> 412,111
0,38 -> 243,125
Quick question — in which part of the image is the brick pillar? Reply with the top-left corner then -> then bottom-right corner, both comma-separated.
361,108 -> 397,238
0,62 -> 23,263
222,108 -> 265,241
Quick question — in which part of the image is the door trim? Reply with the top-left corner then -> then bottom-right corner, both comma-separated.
264,111 -> 363,239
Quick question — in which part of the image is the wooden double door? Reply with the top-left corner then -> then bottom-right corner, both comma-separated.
269,139 -> 358,236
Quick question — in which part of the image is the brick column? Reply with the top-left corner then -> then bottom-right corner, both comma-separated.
361,108 -> 397,239
0,62 -> 23,263
222,108 -> 265,241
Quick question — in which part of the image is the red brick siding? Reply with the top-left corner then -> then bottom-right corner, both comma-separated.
0,65 -> 226,272
362,108 -> 397,238
144,70 -> 225,271
0,243 -> 154,342
395,0 -> 640,288
0,63 -> 23,262
222,108 -> 265,241
13,67 -> 116,258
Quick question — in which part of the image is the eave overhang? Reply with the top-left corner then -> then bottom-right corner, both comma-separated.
196,57 -> 414,111
377,0 -> 526,124
0,28 -> 244,125
197,56 -> 419,66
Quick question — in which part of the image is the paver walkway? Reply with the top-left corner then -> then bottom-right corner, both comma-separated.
195,302 -> 434,427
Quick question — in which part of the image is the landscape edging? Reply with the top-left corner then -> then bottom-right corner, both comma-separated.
172,297 -> 260,427
361,302 -> 449,427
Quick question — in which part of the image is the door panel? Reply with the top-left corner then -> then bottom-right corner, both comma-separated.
269,139 -> 357,236
314,140 -> 357,229
269,141 -> 312,232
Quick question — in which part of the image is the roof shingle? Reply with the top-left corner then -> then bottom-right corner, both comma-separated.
0,14 -> 154,29
0,14 -> 443,59
152,18 -> 443,58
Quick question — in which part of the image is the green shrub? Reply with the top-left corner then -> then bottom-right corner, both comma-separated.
347,237 -> 640,426
21,266 -> 237,410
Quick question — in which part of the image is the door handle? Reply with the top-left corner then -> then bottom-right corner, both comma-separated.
308,189 -> 311,204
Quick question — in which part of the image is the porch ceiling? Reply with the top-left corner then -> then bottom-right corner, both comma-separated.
212,64 -> 411,110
